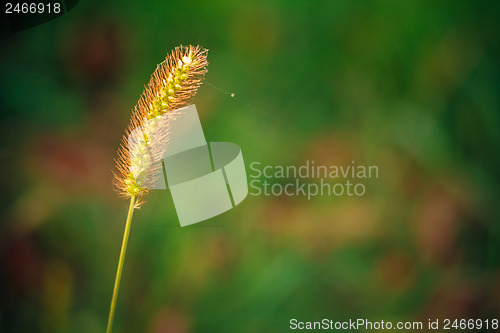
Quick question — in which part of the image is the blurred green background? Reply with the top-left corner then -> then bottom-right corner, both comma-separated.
1,0 -> 500,332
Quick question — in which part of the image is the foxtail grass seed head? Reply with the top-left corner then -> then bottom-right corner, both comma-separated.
114,45 -> 208,203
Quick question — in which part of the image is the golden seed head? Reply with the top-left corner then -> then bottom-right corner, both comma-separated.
114,45 -> 208,203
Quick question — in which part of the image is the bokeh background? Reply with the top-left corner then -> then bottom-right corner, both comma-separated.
1,1 -> 500,332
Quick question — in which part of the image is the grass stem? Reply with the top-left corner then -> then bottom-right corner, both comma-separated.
106,195 -> 136,333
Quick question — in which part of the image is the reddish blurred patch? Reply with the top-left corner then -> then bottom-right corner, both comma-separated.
374,250 -> 416,292
149,308 -> 190,333
303,133 -> 357,167
61,22 -> 124,85
412,185 -> 464,265
2,236 -> 44,294
24,130 -> 117,199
